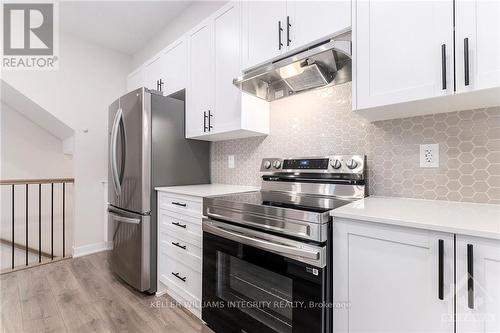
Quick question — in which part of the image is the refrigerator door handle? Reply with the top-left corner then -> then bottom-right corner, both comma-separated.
118,110 -> 126,187
110,108 -> 123,196
109,211 -> 141,224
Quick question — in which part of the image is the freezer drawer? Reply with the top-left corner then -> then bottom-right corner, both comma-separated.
109,207 -> 150,291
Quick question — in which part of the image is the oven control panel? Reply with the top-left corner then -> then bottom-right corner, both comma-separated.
260,155 -> 365,174
282,158 -> 329,170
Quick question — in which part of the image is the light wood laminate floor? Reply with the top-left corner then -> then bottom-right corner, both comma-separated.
0,251 -> 203,333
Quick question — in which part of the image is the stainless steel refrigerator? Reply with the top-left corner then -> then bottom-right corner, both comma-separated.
107,88 -> 209,293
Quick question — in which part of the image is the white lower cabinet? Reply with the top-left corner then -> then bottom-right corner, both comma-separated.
333,218 -> 500,333
456,235 -> 500,333
157,192 -> 202,318
333,219 -> 455,333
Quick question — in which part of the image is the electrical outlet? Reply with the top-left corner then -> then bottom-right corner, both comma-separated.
420,144 -> 439,168
228,155 -> 235,169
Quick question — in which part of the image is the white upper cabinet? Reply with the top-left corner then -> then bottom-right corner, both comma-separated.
186,2 -> 269,141
145,38 -> 187,95
242,1 -> 350,70
354,0 -> 454,110
162,39 -> 187,96
126,68 -> 145,92
333,219 -> 455,333
455,0 -> 500,93
145,54 -> 166,92
186,20 -> 213,139
287,0 -> 351,50
242,1 -> 286,69
354,0 -> 500,121
456,235 -> 500,333
212,2 -> 243,134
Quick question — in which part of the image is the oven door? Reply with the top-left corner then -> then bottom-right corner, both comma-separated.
202,219 -> 329,333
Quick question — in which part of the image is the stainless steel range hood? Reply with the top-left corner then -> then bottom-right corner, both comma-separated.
233,30 -> 352,102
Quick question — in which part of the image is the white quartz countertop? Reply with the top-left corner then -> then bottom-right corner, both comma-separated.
155,184 -> 259,197
331,196 -> 500,240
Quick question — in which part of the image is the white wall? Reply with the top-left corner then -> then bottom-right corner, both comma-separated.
132,1 -> 227,68
0,103 -> 73,261
1,31 -> 131,254
1,103 -> 73,179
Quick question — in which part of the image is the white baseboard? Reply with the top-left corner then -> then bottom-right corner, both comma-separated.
73,241 -> 113,258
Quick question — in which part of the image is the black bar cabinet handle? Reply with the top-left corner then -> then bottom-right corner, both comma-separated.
171,201 -> 186,207
278,21 -> 283,50
441,44 -> 447,90
467,244 -> 474,309
208,110 -> 213,131
286,16 -> 291,46
203,111 -> 207,132
171,221 -> 187,228
171,272 -> 186,282
464,38 -> 469,86
438,239 -> 444,300
172,242 -> 187,250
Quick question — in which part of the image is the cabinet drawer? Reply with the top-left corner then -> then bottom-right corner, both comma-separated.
158,209 -> 202,240
160,250 -> 201,300
160,231 -> 202,261
158,192 -> 202,214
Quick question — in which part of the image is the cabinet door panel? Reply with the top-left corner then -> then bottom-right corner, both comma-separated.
243,1 -> 286,69
187,22 -> 213,138
333,220 -> 454,333
456,0 -> 500,92
145,55 -> 165,91
355,0 -> 454,109
456,235 -> 500,333
163,39 -> 187,96
213,1 -> 241,134
288,0 -> 350,50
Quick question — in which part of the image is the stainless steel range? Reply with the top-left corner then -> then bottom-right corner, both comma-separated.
202,155 -> 366,333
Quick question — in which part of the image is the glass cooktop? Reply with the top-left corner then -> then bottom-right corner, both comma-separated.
209,191 -> 352,214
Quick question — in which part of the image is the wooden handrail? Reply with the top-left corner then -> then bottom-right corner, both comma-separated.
0,178 -> 74,185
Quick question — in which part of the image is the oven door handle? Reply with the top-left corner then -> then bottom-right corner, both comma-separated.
203,221 -> 320,260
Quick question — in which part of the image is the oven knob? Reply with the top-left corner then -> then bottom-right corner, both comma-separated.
264,161 -> 271,169
272,160 -> 281,169
330,159 -> 342,169
346,159 -> 358,169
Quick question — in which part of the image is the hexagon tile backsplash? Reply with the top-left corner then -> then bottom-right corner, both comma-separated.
211,82 -> 500,204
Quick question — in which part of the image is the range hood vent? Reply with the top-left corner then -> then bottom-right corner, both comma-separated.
233,30 -> 352,102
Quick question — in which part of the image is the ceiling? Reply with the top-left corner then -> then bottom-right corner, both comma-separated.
60,1 -> 193,55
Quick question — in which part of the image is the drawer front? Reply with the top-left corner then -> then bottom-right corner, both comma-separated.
158,209 -> 202,241
160,232 -> 202,261
160,249 -> 201,300
158,192 -> 202,214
